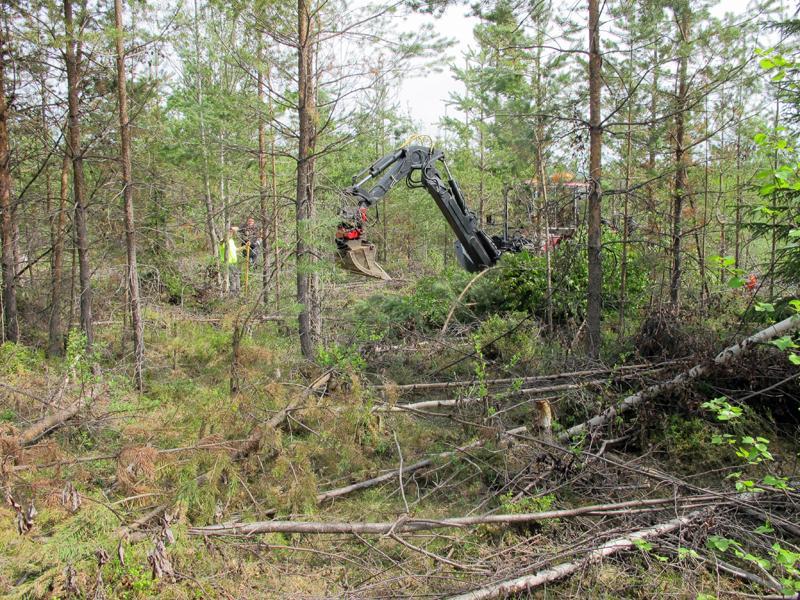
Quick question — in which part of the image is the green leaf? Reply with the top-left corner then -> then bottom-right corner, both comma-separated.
759,183 -> 777,196
708,535 -> 733,552
762,475 -> 791,490
788,354 -> 800,365
770,336 -> 799,351
755,522 -> 775,534
759,58 -> 776,69
728,276 -> 745,289
754,302 -> 775,313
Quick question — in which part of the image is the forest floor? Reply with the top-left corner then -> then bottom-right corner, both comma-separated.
1,273 -> 799,599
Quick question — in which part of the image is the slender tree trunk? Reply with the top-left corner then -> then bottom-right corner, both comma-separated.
647,44 -> 661,298
48,151 -> 70,356
698,95 -> 710,307
0,25 -> 17,343
478,107 -> 485,228
718,126 -> 726,283
618,28 -> 636,336
296,0 -> 320,359
586,0 -> 603,358
670,8 -> 690,310
64,0 -> 93,350
258,49 -> 270,305
620,80 -> 632,336
115,0 -> 144,389
193,0 -> 219,264
220,131 -> 228,233
267,66 -> 280,307
769,97 -> 779,300
734,123 -> 742,270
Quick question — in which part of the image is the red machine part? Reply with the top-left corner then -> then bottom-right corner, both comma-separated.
336,207 -> 369,241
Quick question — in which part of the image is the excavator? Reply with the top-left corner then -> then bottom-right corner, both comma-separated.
336,144 -> 534,279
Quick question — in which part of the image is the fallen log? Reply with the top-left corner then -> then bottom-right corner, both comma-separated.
376,369 -> 667,414
559,315 -> 800,442
188,495 -> 715,537
374,361 -> 680,393
445,508 -> 712,600
374,395 -> 559,414
16,395 -> 92,447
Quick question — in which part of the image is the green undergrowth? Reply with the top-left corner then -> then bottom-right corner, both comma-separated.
2,274 -> 799,598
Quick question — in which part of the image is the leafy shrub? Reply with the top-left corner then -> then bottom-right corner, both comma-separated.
316,342 -> 366,371
470,232 -> 648,323
0,342 -> 41,376
352,272 -> 469,338
472,312 -> 542,365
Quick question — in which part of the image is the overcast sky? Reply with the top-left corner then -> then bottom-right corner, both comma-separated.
395,0 -> 757,138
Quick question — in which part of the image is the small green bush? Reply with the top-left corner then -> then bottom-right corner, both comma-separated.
352,272 -> 469,338
470,231 -> 648,323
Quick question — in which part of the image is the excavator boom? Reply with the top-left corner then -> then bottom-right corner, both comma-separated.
337,145 -> 515,279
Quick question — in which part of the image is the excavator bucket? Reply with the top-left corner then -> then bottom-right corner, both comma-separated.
337,239 -> 391,280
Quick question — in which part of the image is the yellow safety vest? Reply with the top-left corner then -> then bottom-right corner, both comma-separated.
219,238 -> 238,264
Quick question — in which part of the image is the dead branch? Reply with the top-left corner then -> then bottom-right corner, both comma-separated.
602,451 -> 800,538
188,495 -> 715,537
314,437 -> 488,504
233,371 -> 331,461
389,532 -> 489,573
444,508 -> 712,600
559,315 -> 800,441
439,266 -> 499,336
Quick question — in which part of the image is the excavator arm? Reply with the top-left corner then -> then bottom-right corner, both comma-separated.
337,145 -> 517,278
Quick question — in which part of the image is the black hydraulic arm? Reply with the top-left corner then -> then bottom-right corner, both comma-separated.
342,145 -> 502,272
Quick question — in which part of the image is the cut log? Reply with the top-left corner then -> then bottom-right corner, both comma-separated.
559,315 -> 800,441
374,395 -> 558,414
188,495 -> 715,537
374,361 -> 679,393
445,508 -> 711,600
16,395 -> 91,447
376,371 -> 666,415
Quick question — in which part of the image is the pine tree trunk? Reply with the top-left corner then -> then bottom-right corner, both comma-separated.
193,0 -> 219,264
296,0 -> 320,359
670,8 -> 690,309
620,47 -> 633,337
264,65 -> 280,307
258,50 -> 270,305
64,0 -> 93,350
115,0 -> 144,389
0,26 -> 17,343
734,124 -> 742,269
48,150 -> 70,356
586,0 -> 603,358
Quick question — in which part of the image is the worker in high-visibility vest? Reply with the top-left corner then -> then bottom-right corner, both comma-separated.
219,226 -> 240,294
